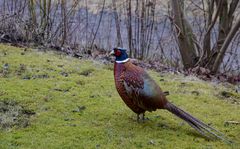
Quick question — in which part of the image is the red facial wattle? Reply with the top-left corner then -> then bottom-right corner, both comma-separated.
115,50 -> 121,56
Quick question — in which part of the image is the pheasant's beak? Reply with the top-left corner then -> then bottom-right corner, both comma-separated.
108,50 -> 115,56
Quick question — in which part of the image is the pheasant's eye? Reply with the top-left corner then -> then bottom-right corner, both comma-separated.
115,50 -> 121,56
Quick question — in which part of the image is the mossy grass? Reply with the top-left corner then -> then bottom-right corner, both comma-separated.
0,44 -> 239,148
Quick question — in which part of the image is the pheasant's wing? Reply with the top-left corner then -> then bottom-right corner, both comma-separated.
122,68 -> 144,90
122,65 -> 166,111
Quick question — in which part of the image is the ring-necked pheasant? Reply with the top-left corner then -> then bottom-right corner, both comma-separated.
110,47 -> 230,142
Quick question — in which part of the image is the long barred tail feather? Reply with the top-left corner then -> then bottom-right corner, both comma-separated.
165,102 -> 232,144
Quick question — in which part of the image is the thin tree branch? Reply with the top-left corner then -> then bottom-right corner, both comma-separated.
90,0 -> 106,49
212,16 -> 240,72
206,0 -> 223,35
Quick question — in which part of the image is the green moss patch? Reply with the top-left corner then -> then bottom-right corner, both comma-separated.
0,44 -> 239,149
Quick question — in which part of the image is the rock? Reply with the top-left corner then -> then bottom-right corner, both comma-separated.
60,72 -> 69,77
220,91 -> 232,98
22,75 -> 31,80
163,91 -> 170,96
148,140 -> 155,145
79,69 -> 94,76
235,85 -> 240,93
191,91 -> 200,96
72,106 -> 86,113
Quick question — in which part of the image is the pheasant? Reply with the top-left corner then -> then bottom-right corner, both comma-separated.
110,47 -> 230,142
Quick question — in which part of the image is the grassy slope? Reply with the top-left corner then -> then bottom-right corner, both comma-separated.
0,44 -> 239,149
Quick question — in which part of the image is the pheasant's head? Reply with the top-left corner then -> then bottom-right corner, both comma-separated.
110,47 -> 129,63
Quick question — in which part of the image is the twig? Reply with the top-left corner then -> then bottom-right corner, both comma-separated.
224,121 -> 240,125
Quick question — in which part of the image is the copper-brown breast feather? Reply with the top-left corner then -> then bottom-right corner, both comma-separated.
114,62 -> 145,114
122,62 -> 167,112
114,61 -> 167,114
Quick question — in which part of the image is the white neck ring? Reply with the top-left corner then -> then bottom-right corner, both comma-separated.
116,58 -> 129,63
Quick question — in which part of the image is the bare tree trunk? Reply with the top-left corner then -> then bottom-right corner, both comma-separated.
85,0 -> 89,45
28,0 -> 37,41
45,0 -> 52,40
3,0 -> 6,16
140,0 -> 146,60
205,0 -> 239,72
90,0 -> 106,49
112,0 -> 122,47
146,0 -> 156,57
171,0 -> 198,69
127,0 -> 133,57
134,0 -> 140,58
38,0 -> 51,42
212,17 -> 240,72
61,0 -> 67,47
216,0 -> 230,51
202,0 -> 214,60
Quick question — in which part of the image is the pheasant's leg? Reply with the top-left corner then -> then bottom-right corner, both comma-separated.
137,113 -> 149,123
136,113 -> 141,121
